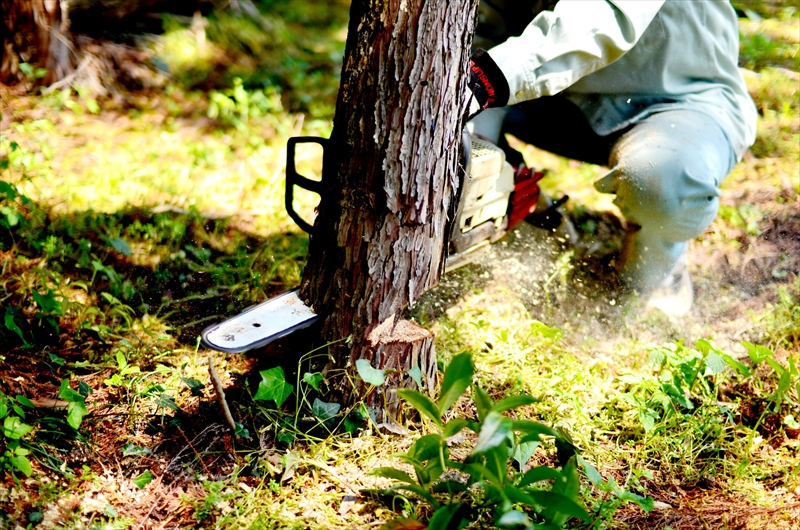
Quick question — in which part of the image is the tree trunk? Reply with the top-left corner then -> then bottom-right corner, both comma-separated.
0,0 -> 201,85
300,0 -> 479,422
1,0 -> 72,84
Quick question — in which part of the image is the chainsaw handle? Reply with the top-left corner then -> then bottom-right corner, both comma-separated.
286,136 -> 329,233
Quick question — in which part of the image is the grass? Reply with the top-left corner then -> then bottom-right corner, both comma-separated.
1,2 -> 799,529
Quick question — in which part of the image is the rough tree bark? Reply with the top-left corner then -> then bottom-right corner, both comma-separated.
300,0 -> 479,422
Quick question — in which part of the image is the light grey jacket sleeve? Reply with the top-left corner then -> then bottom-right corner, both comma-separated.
488,0 -> 665,105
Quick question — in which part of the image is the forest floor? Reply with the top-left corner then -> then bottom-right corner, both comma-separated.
0,2 -> 798,529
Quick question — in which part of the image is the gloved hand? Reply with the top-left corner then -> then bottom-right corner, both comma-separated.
465,49 -> 510,121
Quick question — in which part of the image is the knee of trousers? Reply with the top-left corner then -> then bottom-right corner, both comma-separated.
602,161 -> 721,243
596,113 -> 733,243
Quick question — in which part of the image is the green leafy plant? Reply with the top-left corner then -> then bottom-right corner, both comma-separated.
0,393 -> 35,477
207,77 -> 284,131
619,340 -> 734,433
370,352 -> 590,529
247,339 -> 369,446
254,366 -> 294,408
733,342 -> 800,440
104,352 -> 142,388
58,380 -> 90,430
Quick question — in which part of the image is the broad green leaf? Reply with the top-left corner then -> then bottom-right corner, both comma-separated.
355,359 -> 386,386
512,440 -> 539,469
720,353 -> 751,377
766,358 -> 786,376
529,321 -> 562,340
427,503 -> 467,530
464,462 -> 502,485
9,454 -> 32,477
0,206 -> 19,227
527,491 -> 590,523
396,389 -> 441,427
78,381 -> 92,398
546,456 -> 585,525
407,366 -> 423,387
181,377 -> 205,397
85,98 -> 100,115
577,457 -> 609,490
115,351 -> 128,370
496,509 -> 531,528
647,347 -> 667,369
473,412 -> 512,455
66,400 -> 89,429
472,385 -> 493,423
554,456 -> 579,495
144,384 -> 166,396
253,367 -> 293,407
705,351 -> 727,375
132,470 -> 155,489
775,370 -> 791,406
618,490 -> 655,512
518,466 -> 561,488
0,397 -> 8,419
419,458 -> 446,488
484,444 -> 511,486
312,398 -> 340,421
742,342 -> 773,364
121,443 -> 151,457
4,307 -> 26,343
109,237 -> 132,257
639,409 -> 657,432
443,418 -> 470,438
3,416 -> 33,439
16,395 -> 34,408
154,394 -> 180,412
0,181 -> 18,199
302,372 -> 324,391
277,430 -> 295,445
518,465 -> 562,487
407,434 -> 445,463
438,352 -> 474,415
491,395 -> 540,414
92,260 -> 118,283
345,408 -> 366,435
503,485 -> 540,507
48,353 -> 65,366
33,290 -> 62,315
695,338 -> 715,355
512,420 -> 558,438
59,380 -> 88,429
369,467 -> 417,485
234,422 -> 250,439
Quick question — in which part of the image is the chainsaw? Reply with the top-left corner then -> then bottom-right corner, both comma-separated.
200,132 -> 565,353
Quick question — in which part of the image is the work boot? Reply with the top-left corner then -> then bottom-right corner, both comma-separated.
644,251 -> 693,317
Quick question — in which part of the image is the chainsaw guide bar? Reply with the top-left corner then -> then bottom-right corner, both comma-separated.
201,132 -> 552,354
200,289 -> 318,353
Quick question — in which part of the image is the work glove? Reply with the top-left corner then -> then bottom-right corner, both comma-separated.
465,49 -> 510,121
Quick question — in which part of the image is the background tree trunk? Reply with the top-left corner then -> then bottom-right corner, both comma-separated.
1,0 -> 72,84
300,0 -> 479,422
0,0 -> 202,85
